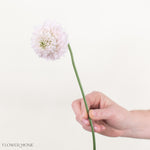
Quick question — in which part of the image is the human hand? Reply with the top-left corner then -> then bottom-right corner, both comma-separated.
72,91 -> 132,137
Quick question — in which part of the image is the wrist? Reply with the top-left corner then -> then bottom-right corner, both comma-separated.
121,110 -> 135,138
121,110 -> 150,139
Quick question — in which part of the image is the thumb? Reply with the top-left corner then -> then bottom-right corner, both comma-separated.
89,108 -> 111,120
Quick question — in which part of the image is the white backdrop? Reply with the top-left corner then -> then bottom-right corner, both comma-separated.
0,0 -> 150,149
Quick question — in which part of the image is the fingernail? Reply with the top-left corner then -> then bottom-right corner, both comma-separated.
94,126 -> 99,131
91,110 -> 96,116
101,126 -> 106,130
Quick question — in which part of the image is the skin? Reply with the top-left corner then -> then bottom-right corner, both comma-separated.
72,91 -> 150,139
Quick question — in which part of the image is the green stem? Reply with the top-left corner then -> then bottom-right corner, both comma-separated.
68,43 -> 96,150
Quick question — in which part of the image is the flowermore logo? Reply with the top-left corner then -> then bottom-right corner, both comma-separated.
1,143 -> 34,148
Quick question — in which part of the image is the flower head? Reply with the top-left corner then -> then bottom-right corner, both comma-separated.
31,21 -> 68,60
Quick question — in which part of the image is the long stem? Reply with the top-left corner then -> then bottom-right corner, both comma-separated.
68,43 -> 96,150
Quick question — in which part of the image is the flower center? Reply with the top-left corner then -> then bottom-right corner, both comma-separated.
39,32 -> 57,51
40,41 -> 47,49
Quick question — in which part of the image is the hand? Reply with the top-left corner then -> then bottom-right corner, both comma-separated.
72,91 -> 132,137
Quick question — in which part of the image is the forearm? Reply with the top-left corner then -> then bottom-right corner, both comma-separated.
122,110 -> 150,139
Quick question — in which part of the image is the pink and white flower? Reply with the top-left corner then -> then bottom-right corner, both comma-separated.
31,21 -> 68,60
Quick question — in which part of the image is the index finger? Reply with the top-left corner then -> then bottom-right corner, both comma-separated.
81,91 -> 101,119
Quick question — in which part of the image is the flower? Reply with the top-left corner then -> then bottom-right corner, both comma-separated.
31,21 -> 96,150
31,21 -> 68,60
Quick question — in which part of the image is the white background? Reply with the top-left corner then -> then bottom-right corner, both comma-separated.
0,0 -> 150,149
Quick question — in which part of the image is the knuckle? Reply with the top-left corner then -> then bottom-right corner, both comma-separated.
82,126 -> 86,130
71,99 -> 78,108
91,91 -> 103,96
82,126 -> 91,132
76,116 -> 83,123
82,125 -> 87,130
92,91 -> 99,95
71,101 -> 75,108
75,116 -> 80,122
